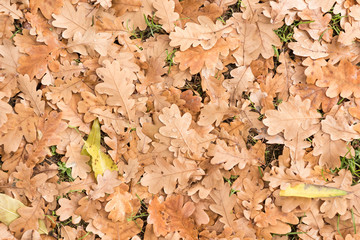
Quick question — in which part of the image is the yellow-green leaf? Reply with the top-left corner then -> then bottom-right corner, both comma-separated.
82,118 -> 118,178
279,183 -> 348,198
0,194 -> 48,234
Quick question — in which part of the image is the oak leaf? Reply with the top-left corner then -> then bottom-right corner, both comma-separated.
267,0 -> 306,24
320,169 -> 352,218
65,143 -> 91,179
53,60 -> 86,81
263,158 -> 325,190
56,193 -> 84,224
316,59 -> 360,98
0,39 -> 20,98
321,107 -> 360,141
0,104 -> 38,153
298,8 -> 333,42
290,83 -> 338,112
46,77 -> 86,104
52,1 -> 93,39
153,0 -> 179,33
302,57 -> 327,84
118,0 -> 154,30
30,0 -> 63,19
67,28 -> 112,56
169,16 -> 232,51
57,174 -> 95,196
229,12 -> 283,65
198,101 -> 239,126
57,100 -> 90,134
0,223 -> 16,240
112,0 -> 141,16
210,140 -> 250,170
313,131 -> 348,168
148,195 -> 197,239
73,196 -> 101,221
263,95 -> 322,140
9,199 -> 47,237
89,170 -> 121,200
17,74 -> 45,116
0,0 -> 23,19
223,66 -> 255,106
147,196 -> 167,236
236,177 -> 270,220
0,96 -> 12,128
254,199 -> 298,239
141,157 -> 203,194
175,0 -> 222,27
174,38 -> 230,75
288,28 -> 328,59
306,0 -> 337,12
92,214 -> 143,240
12,163 -> 47,202
25,111 -> 67,167
209,182 -> 237,229
95,60 -> 135,122
105,183 -> 140,222
338,22 -> 360,46
156,104 -> 214,155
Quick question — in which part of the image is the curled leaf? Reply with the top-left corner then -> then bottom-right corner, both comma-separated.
82,119 -> 118,178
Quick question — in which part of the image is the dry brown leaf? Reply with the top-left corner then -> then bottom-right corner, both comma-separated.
321,107 -> 360,141
288,28 -> 328,59
56,193 -> 84,224
112,0 -> 141,16
169,16 -> 232,51
316,59 -> 360,98
236,177 -> 270,220
254,199 -> 299,239
67,28 -> 112,56
174,38 -> 230,75
9,199 -> 45,237
156,104 -> 213,155
320,169 -> 352,218
92,213 -> 143,240
25,111 -> 67,167
64,143 -> 91,179
267,0 -> 306,24
0,39 -> 20,98
17,74 -> 45,116
0,95 -> 12,128
89,170 -> 122,200
52,1 -> 93,39
105,183 -> 140,222
223,66 -> 255,106
298,8 -> 333,42
0,104 -> 38,153
175,0 -> 222,27
209,182 -> 237,229
263,95 -> 322,140
148,195 -> 197,239
313,131 -> 349,168
95,60 -> 135,122
141,157 -> 203,194
290,83 -> 338,112
229,12 -> 283,65
0,0 -> 23,19
153,0 -> 179,33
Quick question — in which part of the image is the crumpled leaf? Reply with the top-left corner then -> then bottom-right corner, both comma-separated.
81,118 -> 118,178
